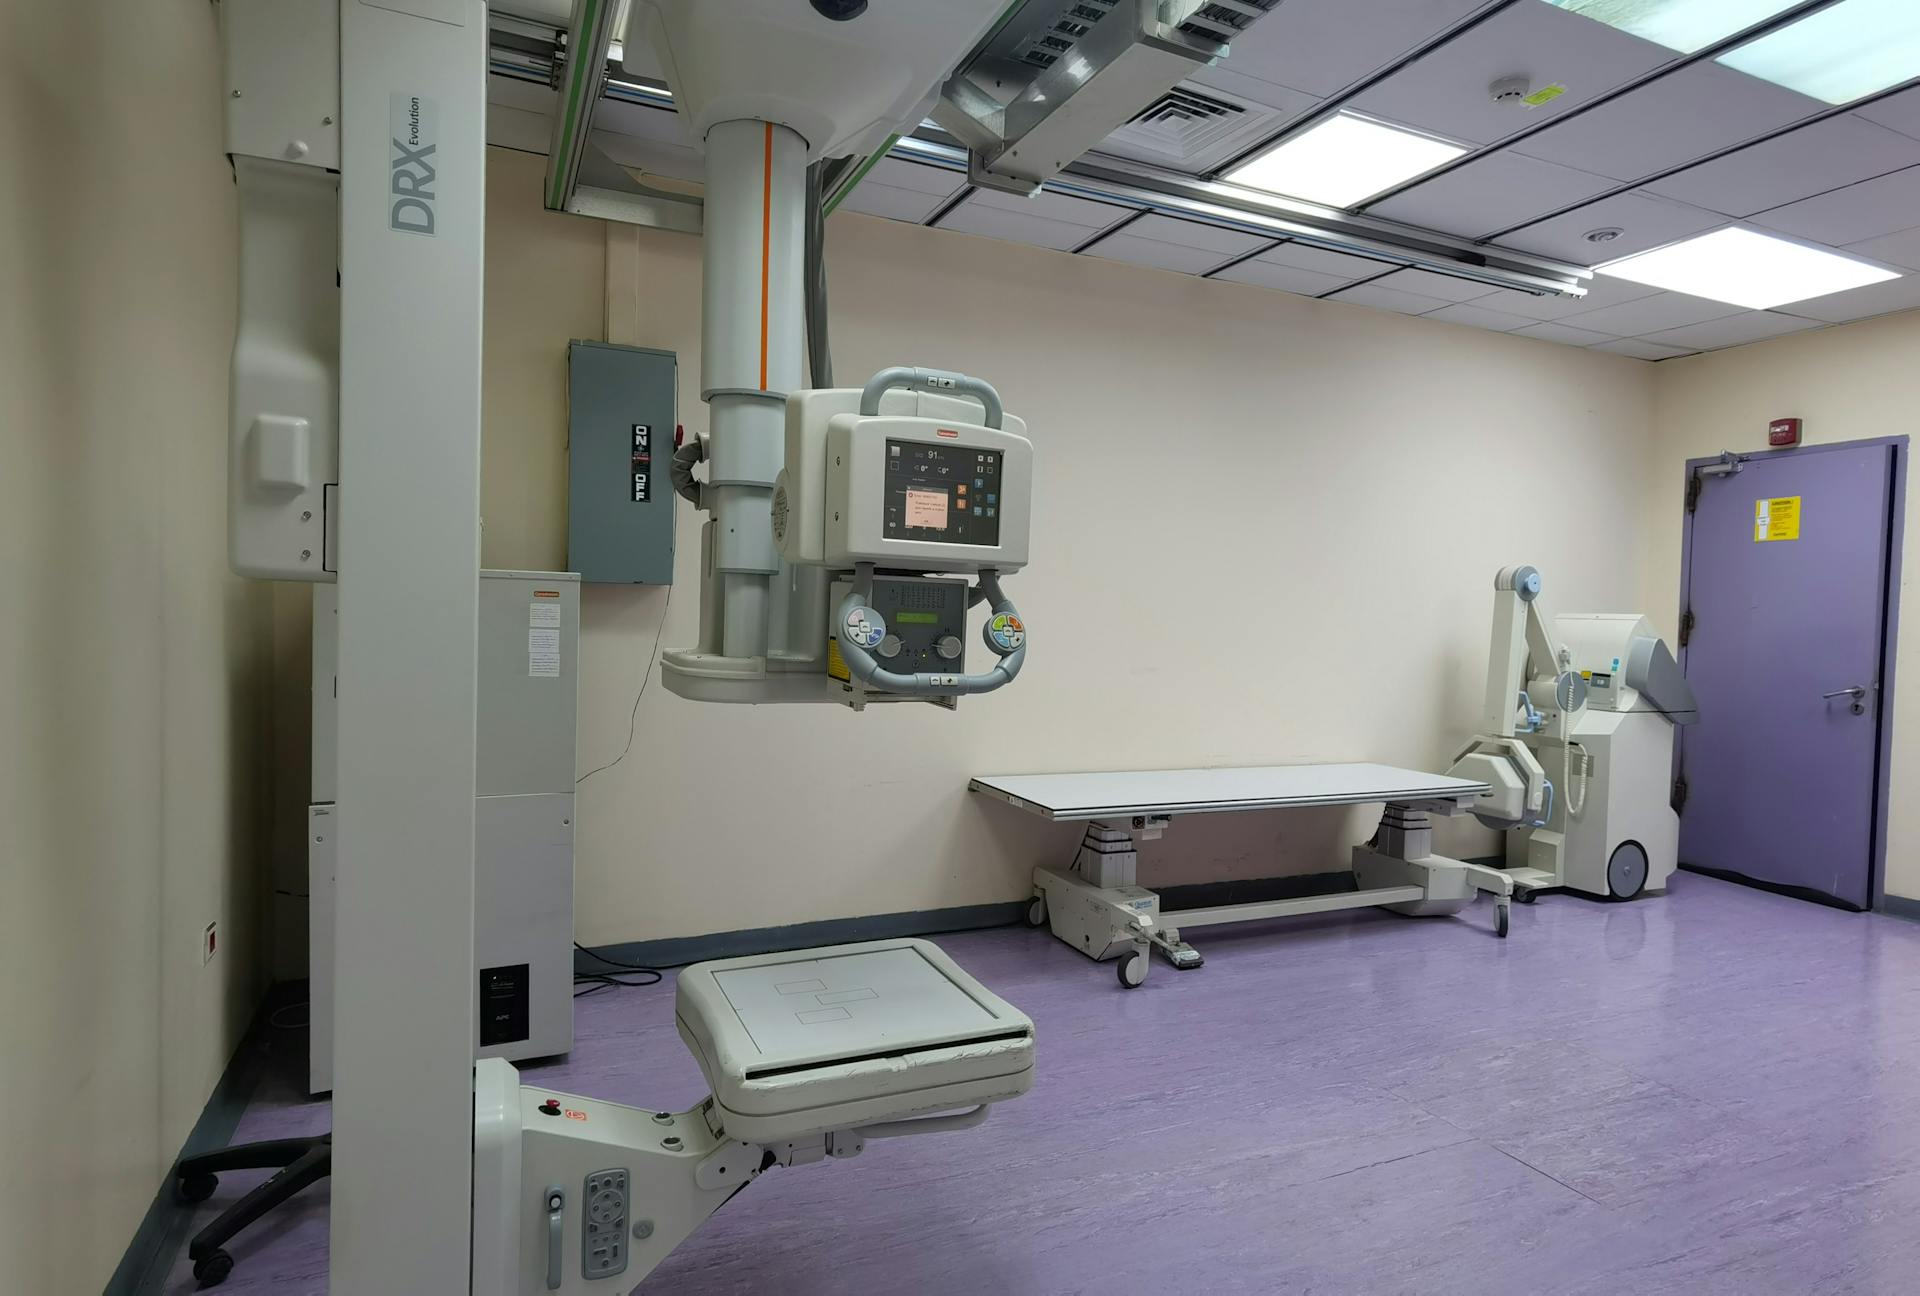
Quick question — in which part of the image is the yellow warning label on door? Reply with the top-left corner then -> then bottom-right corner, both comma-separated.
1754,496 -> 1801,542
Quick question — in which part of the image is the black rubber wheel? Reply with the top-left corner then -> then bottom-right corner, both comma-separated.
193,1249 -> 235,1289
1117,952 -> 1148,989
1025,895 -> 1047,928
1607,841 -> 1650,901
1515,889 -> 1537,904
176,1172 -> 218,1205
1496,907 -> 1509,938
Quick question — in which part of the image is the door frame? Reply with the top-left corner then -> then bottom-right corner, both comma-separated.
1677,435 -> 1908,911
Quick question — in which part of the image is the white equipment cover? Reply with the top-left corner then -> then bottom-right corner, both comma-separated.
675,939 -> 1036,1143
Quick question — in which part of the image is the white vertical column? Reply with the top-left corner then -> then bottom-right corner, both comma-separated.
700,118 -> 806,659
332,1 -> 485,1291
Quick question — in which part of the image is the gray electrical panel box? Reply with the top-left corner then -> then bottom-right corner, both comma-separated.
568,340 -> 677,584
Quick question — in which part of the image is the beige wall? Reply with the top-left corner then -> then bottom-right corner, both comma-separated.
0,3 -> 273,1291
471,151 -> 1662,945
1645,312 -> 1920,901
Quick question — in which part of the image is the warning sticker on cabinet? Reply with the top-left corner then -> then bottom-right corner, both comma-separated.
529,627 -> 560,677
1754,496 -> 1801,542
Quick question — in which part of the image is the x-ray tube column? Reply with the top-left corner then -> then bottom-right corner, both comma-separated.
701,118 -> 806,659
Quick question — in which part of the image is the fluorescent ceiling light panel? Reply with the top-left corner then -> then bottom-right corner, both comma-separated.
1717,0 -> 1920,104
1598,227 -> 1897,308
1544,0 -> 1804,53
1222,113 -> 1466,208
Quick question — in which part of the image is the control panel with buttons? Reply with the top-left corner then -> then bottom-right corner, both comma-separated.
582,1167 -> 630,1280
831,575 -> 969,681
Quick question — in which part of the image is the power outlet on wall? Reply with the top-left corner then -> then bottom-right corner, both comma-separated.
203,921 -> 219,965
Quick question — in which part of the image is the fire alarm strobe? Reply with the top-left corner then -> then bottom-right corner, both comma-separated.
1769,417 -> 1802,447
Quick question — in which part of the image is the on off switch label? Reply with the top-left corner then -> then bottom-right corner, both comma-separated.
631,424 -> 652,503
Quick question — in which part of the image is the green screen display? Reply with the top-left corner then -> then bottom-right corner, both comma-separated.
895,611 -> 939,625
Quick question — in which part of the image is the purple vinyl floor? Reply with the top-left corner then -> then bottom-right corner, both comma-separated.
165,872 -> 1920,1295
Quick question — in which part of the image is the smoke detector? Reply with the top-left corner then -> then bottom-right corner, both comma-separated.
1490,76 -> 1531,104
1489,76 -> 1567,108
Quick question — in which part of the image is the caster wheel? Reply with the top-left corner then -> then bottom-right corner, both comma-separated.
1496,907 -> 1509,939
176,1172 -> 218,1205
193,1249 -> 235,1289
1025,895 -> 1047,928
1607,842 -> 1649,901
1117,952 -> 1148,989
1515,889 -> 1537,905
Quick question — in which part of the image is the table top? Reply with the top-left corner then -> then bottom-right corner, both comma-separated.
968,762 -> 1490,821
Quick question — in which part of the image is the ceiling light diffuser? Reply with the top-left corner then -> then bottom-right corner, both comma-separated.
1222,113 -> 1466,208
1597,227 -> 1898,309
1545,0 -> 1803,54
1717,0 -> 1920,105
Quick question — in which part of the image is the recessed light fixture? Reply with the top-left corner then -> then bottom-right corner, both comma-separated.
1597,227 -> 1899,309
1545,0 -> 1804,54
1585,227 -> 1624,244
1717,0 -> 1920,105
1221,112 -> 1466,208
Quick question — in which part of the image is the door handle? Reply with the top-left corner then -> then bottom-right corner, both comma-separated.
544,1186 -> 565,1290
1822,685 -> 1869,715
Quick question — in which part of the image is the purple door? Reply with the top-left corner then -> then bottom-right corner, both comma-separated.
1679,443 -> 1897,909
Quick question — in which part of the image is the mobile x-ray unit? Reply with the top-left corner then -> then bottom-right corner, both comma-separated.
1449,566 -> 1698,902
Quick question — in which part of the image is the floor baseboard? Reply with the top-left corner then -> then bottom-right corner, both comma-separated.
107,984 -> 297,1296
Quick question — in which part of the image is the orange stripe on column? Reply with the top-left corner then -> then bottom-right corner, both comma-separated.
759,122 -> 773,391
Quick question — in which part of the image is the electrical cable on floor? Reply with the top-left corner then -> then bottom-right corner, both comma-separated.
572,940 -> 665,998
576,585 -> 672,787
267,1001 -> 311,1030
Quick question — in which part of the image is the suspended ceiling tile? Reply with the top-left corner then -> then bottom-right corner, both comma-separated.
1121,214 -> 1271,258
586,130 -> 704,183
1201,0 -> 1491,100
835,160 -> 967,223
1254,240 -> 1401,279
1588,337 -> 1696,360
1780,272 -> 1920,324
1559,288 -> 1740,335
1373,267 -> 1500,302
1844,225 -> 1920,270
1496,190 -> 1726,264
592,95 -> 693,147
961,184 -> 1133,229
1514,62 -> 1821,182
937,202 -> 1122,252
837,182 -> 952,223
1641,311 -> 1823,350
1856,85 -> 1920,142
1366,149 -> 1616,238
1084,233 -> 1243,274
1643,115 -> 1920,218
1210,258 -> 1356,296
1469,273 -> 1659,321
1419,301 -> 1537,331
861,159 -> 967,197
1349,0 -> 1674,148
1513,320 -> 1617,345
487,74 -> 557,117
1749,165 -> 1920,247
486,102 -> 551,154
1327,280 -> 1450,315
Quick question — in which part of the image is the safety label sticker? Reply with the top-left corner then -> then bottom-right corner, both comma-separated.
529,627 -> 560,677
1754,496 -> 1801,543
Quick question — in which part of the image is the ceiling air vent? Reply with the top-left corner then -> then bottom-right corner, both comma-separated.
1178,0 -> 1282,46
1098,85 -> 1284,173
